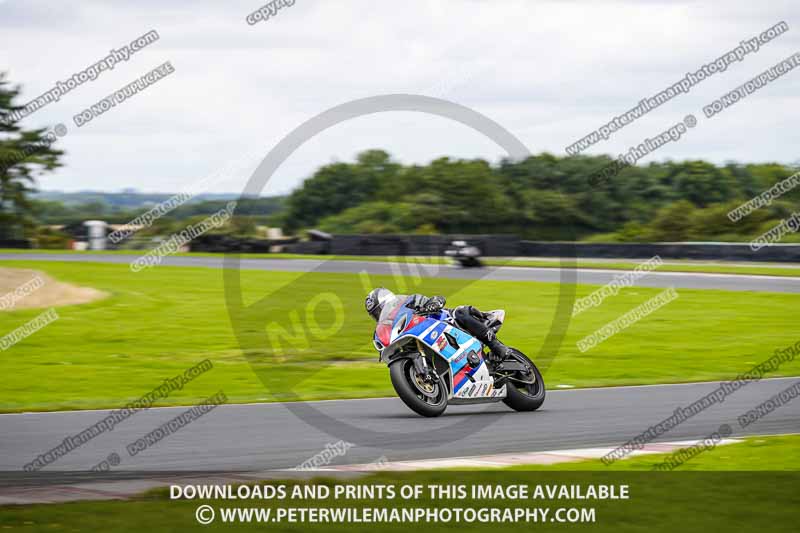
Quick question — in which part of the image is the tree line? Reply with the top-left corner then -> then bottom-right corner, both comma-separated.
280,149 -> 800,242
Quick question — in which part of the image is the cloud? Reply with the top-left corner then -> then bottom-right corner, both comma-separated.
1,0 -> 799,193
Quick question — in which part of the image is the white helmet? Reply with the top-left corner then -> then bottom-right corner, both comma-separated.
365,287 -> 395,321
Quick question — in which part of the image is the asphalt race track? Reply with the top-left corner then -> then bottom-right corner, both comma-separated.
1,254 -> 799,489
1,378 -> 798,479
2,252 -> 800,293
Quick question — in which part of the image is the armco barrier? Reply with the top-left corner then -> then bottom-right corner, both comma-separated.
300,234 -> 522,257
0,239 -> 31,249
189,234 -> 297,253
519,241 -> 800,262
284,237 -> 800,262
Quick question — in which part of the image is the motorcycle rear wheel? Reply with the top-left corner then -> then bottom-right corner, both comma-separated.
389,358 -> 448,417
501,348 -> 546,412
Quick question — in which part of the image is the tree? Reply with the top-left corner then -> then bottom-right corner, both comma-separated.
644,200 -> 696,241
283,150 -> 398,231
0,74 -> 64,240
275,146 -> 797,241
665,161 -> 741,207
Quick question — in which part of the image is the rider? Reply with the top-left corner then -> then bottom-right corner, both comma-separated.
365,287 -> 512,360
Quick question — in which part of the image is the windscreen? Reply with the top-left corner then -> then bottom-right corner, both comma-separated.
377,294 -> 409,325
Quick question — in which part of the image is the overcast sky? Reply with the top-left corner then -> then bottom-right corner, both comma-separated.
1,0 -> 799,196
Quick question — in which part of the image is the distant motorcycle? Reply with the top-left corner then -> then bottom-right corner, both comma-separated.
444,240 -> 483,267
372,294 -> 545,417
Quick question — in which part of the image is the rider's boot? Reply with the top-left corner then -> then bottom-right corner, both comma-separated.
483,330 -> 511,361
488,335 -> 513,388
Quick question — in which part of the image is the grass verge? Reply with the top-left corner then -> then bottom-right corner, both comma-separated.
0,260 -> 798,412
502,434 -> 800,471
0,436 -> 798,531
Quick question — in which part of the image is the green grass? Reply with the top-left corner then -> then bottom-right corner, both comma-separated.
486,258 -> 800,277
3,248 -> 800,277
1,437 -> 798,531
502,434 -> 800,471
1,260 -> 799,412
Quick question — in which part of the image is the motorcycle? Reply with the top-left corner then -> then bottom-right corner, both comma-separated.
372,294 -> 545,417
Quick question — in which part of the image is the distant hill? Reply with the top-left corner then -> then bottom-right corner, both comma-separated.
30,191 -> 287,225
33,190 -> 257,209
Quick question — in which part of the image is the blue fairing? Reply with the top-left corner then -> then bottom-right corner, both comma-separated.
377,301 -> 483,393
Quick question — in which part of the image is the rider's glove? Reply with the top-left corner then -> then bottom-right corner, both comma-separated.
420,295 -> 446,314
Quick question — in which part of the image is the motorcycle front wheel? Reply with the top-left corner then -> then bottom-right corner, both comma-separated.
389,358 -> 448,417
501,348 -> 546,412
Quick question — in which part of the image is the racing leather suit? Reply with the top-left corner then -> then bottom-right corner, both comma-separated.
408,294 -> 511,360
